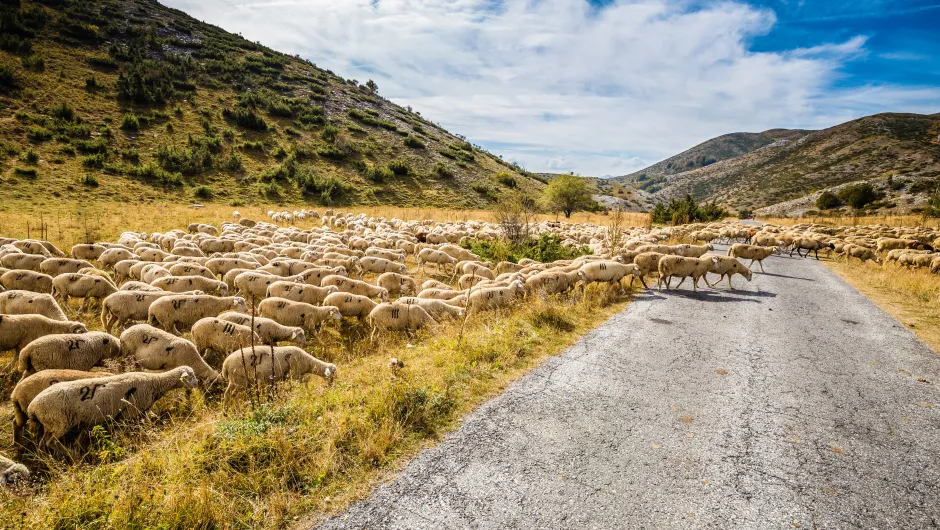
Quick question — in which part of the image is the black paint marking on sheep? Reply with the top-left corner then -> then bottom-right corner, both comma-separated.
79,383 -> 106,401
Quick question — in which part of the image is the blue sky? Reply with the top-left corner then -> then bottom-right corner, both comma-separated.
165,0 -> 940,176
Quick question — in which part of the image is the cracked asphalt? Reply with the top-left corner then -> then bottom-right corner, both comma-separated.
318,247 -> 940,529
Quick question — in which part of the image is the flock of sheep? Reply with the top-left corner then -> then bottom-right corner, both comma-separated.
0,208 -> 932,485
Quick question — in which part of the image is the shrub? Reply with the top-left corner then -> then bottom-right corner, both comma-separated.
317,144 -> 348,160
387,158 -> 409,175
22,149 -> 39,164
432,162 -> 454,179
815,191 -> 840,210
222,107 -> 267,131
13,167 -> 38,179
363,165 -> 394,183
84,75 -> 99,89
497,172 -> 517,188
298,171 -> 354,203
0,65 -> 17,92
20,55 -> 44,71
321,124 -> 339,143
125,162 -> 182,187
223,152 -> 243,171
26,126 -> 51,142
120,113 -> 140,131
239,140 -> 265,151
81,174 -> 99,187
50,101 -> 75,121
194,185 -> 213,199
837,183 -> 881,209
82,152 -> 107,168
462,234 -> 589,264
438,149 -> 456,160
260,181 -> 283,200
651,194 -> 727,225
403,135 -> 425,149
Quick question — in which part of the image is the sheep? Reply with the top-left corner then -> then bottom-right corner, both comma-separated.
1,252 -> 46,272
113,259 -> 141,284
221,346 -> 335,407
417,287 -> 467,301
150,275 -> 228,295
377,272 -> 418,297
364,248 -> 406,262
28,366 -> 198,455
166,262 -> 215,279
11,369 -> 112,446
358,256 -> 408,276
368,302 -> 436,339
657,256 -> 713,291
217,311 -> 307,347
119,324 -> 221,384
191,317 -> 260,357
397,297 -> 466,320
71,243 -> 108,261
576,261 -> 640,291
295,266 -> 346,287
148,294 -> 248,334
875,238 -> 925,253
321,275 -> 389,302
234,270 -> 280,301
0,314 -> 87,369
673,244 -> 713,258
140,264 -> 172,284
39,258 -> 94,277
421,279 -> 451,291
0,290 -> 68,320
266,281 -> 337,305
437,244 -> 479,262
457,273 -> 489,290
632,252 -> 665,288
10,240 -> 51,257
322,292 -> 378,321
728,244 -> 777,272
844,244 -> 881,264
17,331 -> 121,378
206,257 -> 259,277
416,248 -> 457,273
524,269 -> 580,295
51,273 -> 118,310
0,453 -> 29,485
706,255 -> 753,289
790,237 -> 834,259
259,297 -> 343,331
98,247 -> 137,269
100,289 -> 203,333
118,281 -> 163,292
0,269 -> 53,293
468,280 -> 525,311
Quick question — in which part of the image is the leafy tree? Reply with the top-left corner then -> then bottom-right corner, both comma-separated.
816,191 -> 840,210
365,79 -> 378,93
651,194 -> 727,225
837,184 -> 880,209
543,174 -> 595,218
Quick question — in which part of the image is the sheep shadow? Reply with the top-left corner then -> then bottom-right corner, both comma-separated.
656,289 -> 762,303
756,271 -> 815,282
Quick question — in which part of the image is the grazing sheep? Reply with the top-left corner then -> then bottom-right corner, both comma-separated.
0,269 -> 54,293
0,290 -> 68,320
417,287 -> 467,301
11,369 -> 112,445
150,275 -> 228,295
259,297 -> 343,331
148,294 -> 247,334
358,256 -> 408,276
191,317 -> 260,357
657,256 -> 713,291
39,258 -> 94,277
221,346 -> 335,407
18,331 -> 121,378
524,269 -> 580,295
51,273 -> 118,310
118,281 -> 163,292
467,280 -> 525,311
234,270 -> 280,301
321,275 -> 389,302
100,289 -> 203,333
398,297 -> 465,320
875,238 -> 926,253
322,292 -> 378,321
368,302 -> 437,339
266,281 -> 337,305
28,367 -> 198,455
98,247 -> 137,269
632,252 -> 665,288
206,257 -> 259,277
1,252 -> 46,272
217,311 -> 307,347
457,273 -> 489,290
706,255 -> 753,289
416,248 -> 457,273
0,314 -> 87,369
728,244 -> 777,272
166,262 -> 215,279
844,244 -> 881,264
71,244 -> 108,261
11,240 -> 51,257
421,279 -> 451,291
0,453 -> 29,485
377,272 -> 417,297
139,264 -> 172,284
120,324 -> 221,384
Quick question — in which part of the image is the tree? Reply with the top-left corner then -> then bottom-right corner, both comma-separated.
543,175 -> 595,218
365,79 -> 378,94
836,184 -> 879,209
816,191 -> 840,210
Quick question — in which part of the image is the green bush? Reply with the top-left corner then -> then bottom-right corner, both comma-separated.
651,194 -> 727,225
815,191 -> 840,210
260,181 -> 283,200
462,234 -> 589,264
497,172 -> 517,188
120,113 -> 140,131
50,101 -> 75,121
22,149 -> 39,164
403,135 -> 425,149
81,174 -> 99,187
387,158 -> 410,175
837,183 -> 881,209
81,152 -> 107,168
432,162 -> 454,179
298,172 -> 354,203
13,167 -> 37,179
0,65 -> 17,93
20,55 -> 44,71
362,165 -> 394,183
194,185 -> 213,199
223,107 -> 267,131
84,75 -> 99,90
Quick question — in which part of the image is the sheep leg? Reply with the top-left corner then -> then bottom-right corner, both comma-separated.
758,260 -> 765,273
638,275 -> 649,289
814,249 -> 820,260
675,276 -> 686,290
727,275 -> 733,290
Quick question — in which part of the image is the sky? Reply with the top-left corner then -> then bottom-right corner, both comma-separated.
163,0 -> 940,177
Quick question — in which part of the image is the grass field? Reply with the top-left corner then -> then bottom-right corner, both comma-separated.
0,206 -> 636,529
759,214 -> 940,229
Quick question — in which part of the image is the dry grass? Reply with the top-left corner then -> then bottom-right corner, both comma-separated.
0,205 -> 635,529
759,214 -> 940,229
825,257 -> 940,354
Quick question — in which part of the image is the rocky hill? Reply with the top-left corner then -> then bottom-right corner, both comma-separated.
0,0 -> 542,209
614,113 -> 940,215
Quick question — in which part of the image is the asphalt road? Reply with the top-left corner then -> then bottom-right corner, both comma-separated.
318,248 -> 940,529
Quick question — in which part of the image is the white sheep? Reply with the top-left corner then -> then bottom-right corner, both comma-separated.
0,269 -> 54,293
467,280 -> 525,311
100,289 -> 204,333
321,275 -> 389,301
0,290 -> 68,320
0,314 -> 87,365
322,292 -> 379,321
728,244 -> 777,272
221,346 -> 335,407
657,256 -> 713,291
147,294 -> 247,334
266,281 -> 337,305
39,258 -> 94,276
11,369 -> 112,445
150,275 -> 228,295
368,302 -> 437,339
397,297 -> 465,320
51,273 -> 118,310
17,331 -> 121,378
377,272 -> 417,297
120,324 -> 221,384
259,297 -> 343,331
706,255 -> 753,289
0,453 -> 29,485
28,367 -> 198,456
217,311 -> 307,347
191,317 -> 260,357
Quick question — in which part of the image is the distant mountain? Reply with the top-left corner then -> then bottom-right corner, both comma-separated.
614,129 -> 814,184
0,0 -> 541,208
614,113 -> 940,215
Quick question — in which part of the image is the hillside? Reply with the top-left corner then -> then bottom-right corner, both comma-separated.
616,113 -> 940,214
615,128 -> 814,185
0,0 -> 543,211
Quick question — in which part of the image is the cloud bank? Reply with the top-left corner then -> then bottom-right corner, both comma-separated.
164,0 -> 940,176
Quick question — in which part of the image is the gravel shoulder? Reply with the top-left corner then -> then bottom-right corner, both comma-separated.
318,248 -> 940,529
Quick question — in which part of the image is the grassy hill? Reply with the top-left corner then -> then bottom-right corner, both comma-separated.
615,113 -> 940,215
0,0 -> 544,211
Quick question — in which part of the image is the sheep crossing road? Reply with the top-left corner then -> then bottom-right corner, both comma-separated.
318,247 -> 940,529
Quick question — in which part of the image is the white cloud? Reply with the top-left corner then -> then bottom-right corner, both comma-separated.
163,0 -> 940,176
